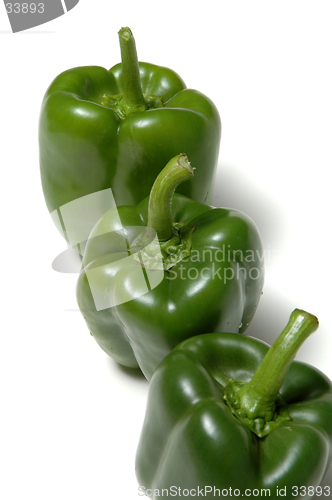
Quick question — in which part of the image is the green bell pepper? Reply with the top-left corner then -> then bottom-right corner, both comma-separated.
136,309 -> 332,499
76,154 -> 264,380
39,27 -> 221,245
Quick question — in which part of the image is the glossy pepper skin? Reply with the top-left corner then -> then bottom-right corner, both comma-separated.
39,27 -> 221,244
76,154 -> 264,380
136,310 -> 332,499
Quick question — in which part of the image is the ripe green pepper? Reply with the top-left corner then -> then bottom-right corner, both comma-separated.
136,309 -> 332,499
39,27 -> 221,245
76,154 -> 264,380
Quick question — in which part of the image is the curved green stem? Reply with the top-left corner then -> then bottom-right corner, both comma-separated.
118,27 -> 147,116
129,154 -> 194,271
147,154 -> 194,241
224,309 -> 319,437
244,309 -> 318,414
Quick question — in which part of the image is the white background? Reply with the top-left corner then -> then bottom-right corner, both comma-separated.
1,1 -> 331,498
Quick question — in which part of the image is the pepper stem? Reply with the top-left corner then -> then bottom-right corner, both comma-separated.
246,309 -> 318,412
224,309 -> 319,437
147,154 -> 194,241
118,27 -> 147,116
129,154 -> 195,271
